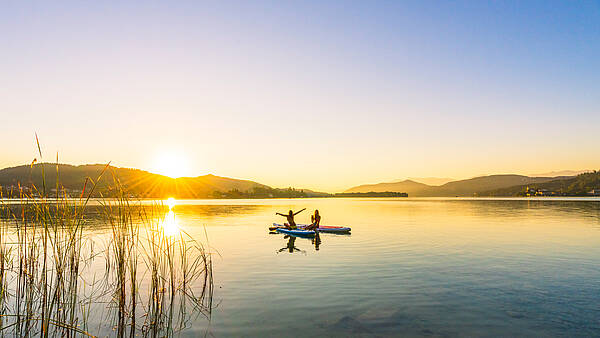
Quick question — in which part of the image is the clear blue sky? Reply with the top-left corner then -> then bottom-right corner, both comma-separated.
1,1 -> 599,191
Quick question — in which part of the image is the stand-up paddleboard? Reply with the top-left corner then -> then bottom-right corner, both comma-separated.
271,223 -> 351,233
275,228 -> 316,237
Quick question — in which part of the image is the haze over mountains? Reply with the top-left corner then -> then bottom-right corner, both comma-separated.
528,170 -> 591,177
406,177 -> 455,186
344,174 -> 589,197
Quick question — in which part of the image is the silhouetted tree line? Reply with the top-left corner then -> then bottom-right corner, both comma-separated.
334,191 -> 408,197
211,187 -> 321,199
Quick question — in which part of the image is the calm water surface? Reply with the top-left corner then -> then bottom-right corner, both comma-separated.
6,197 -> 597,336
158,198 -> 600,337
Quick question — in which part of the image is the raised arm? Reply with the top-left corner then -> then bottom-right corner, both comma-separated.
275,212 -> 286,217
293,208 -> 306,216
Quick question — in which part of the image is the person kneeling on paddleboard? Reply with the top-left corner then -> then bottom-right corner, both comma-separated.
276,208 -> 306,229
305,210 -> 321,231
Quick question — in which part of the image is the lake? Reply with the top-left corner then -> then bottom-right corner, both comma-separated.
2,197 -> 600,337
170,197 -> 600,337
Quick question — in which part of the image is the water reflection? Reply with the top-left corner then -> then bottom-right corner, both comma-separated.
313,232 -> 321,250
277,236 -> 306,254
159,198 -> 180,237
160,209 -> 180,237
276,232 -> 322,253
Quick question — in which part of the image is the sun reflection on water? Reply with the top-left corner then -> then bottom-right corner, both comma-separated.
161,210 -> 180,237
166,197 -> 176,209
161,198 -> 180,237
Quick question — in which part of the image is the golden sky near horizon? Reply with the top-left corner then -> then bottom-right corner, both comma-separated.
1,2 -> 599,192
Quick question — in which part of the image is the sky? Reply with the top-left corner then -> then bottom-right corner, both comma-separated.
1,1 -> 599,192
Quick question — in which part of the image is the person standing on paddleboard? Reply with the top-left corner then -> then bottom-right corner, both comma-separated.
276,208 -> 306,229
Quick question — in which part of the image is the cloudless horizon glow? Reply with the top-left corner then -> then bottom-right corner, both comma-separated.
1,1 -> 599,192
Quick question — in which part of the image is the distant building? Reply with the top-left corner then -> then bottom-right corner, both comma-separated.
535,189 -> 554,196
524,186 -> 556,197
587,189 -> 600,196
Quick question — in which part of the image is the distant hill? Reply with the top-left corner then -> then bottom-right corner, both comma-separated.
345,174 -> 574,197
485,171 -> 600,196
345,179 -> 433,196
407,177 -> 455,186
432,175 -> 564,196
0,163 -> 327,198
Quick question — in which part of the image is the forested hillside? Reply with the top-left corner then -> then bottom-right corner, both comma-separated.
0,163 -> 327,198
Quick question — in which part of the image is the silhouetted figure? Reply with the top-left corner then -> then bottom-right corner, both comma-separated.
275,208 -> 306,229
305,210 -> 321,230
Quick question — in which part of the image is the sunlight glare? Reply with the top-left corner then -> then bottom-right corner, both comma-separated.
151,150 -> 190,178
160,210 -> 180,237
166,197 -> 176,209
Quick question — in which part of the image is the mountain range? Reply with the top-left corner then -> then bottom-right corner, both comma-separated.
1,163 -> 597,198
344,174 -> 586,197
0,163 -> 326,198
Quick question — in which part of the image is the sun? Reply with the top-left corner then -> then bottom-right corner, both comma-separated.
151,150 -> 190,178
166,197 -> 176,209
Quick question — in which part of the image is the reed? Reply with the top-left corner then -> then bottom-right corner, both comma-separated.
0,157 -> 213,337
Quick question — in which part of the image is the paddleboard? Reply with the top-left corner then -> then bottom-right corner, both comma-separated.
275,228 -> 316,237
271,223 -> 351,233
